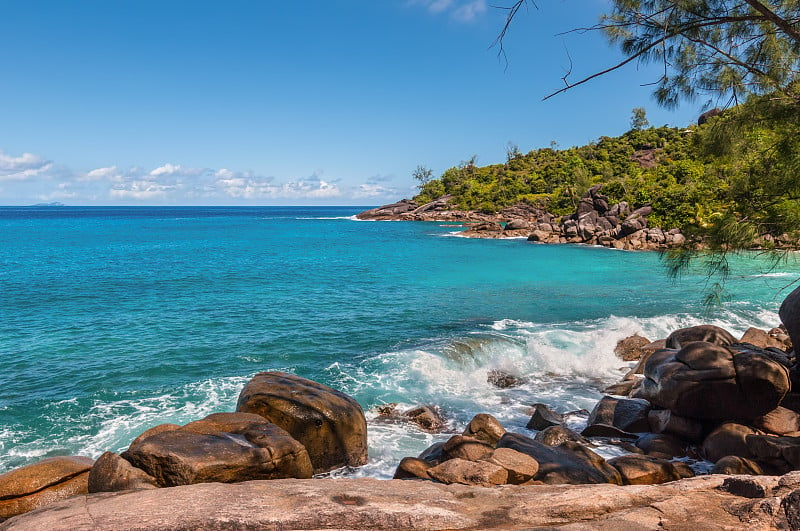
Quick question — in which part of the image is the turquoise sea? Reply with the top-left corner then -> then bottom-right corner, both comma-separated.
0,206 -> 796,476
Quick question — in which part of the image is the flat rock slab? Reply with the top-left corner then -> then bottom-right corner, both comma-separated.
1,475 -> 757,530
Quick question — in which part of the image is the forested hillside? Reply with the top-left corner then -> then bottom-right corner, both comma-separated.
415,94 -> 800,247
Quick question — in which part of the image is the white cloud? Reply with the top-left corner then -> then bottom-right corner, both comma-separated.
109,180 -> 177,200
215,169 -> 279,199
453,0 -> 487,21
149,163 -> 205,178
281,176 -> 342,199
0,150 -> 52,181
81,166 -> 122,182
353,183 -> 396,198
409,0 -> 486,21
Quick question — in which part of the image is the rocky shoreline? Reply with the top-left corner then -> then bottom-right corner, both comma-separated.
2,286 -> 800,528
4,261 -> 800,529
357,185 -> 800,251
357,185 -> 688,251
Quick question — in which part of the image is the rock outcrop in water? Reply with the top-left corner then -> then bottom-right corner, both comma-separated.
236,371 -> 368,474
357,185 -> 689,250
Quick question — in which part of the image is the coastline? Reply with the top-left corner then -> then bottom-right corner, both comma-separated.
356,187 -> 688,252
2,206 -> 800,529
357,186 -> 800,252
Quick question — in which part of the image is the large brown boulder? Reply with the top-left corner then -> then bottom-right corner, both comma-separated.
747,434 -> 800,469
485,448 -> 539,485
586,396 -> 651,433
701,423 -> 760,463
462,413 -> 505,445
636,342 -> 790,420
427,458 -> 508,487
441,435 -> 494,462
393,457 -> 433,480
664,325 -> 735,349
122,412 -> 313,487
614,335 -> 651,361
88,452 -> 158,493
526,403 -> 564,430
608,454 -> 691,485
635,433 -> 686,459
741,327 -> 791,351
0,456 -> 93,520
236,372 -> 368,473
754,406 -> 800,436
647,409 -> 703,441
497,433 -> 622,485
403,405 -> 447,433
534,425 -> 587,447
780,286 -> 800,353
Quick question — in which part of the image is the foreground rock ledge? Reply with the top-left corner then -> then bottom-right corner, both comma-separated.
0,475 -> 785,530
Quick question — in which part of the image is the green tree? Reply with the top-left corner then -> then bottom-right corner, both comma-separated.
630,107 -> 649,130
412,165 -> 434,190
497,1 -> 800,106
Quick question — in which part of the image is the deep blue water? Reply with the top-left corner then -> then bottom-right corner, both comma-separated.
0,206 -> 796,476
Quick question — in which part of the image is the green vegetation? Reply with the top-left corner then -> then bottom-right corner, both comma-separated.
414,95 -> 800,247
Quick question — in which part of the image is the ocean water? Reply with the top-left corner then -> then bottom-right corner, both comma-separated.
0,206 -> 796,477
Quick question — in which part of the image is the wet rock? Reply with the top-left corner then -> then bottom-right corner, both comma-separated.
498,433 -> 622,485
647,409 -> 703,441
462,413 -> 505,446
122,412 -> 313,487
534,426 -> 587,447
236,371 -> 368,473
664,325 -> 736,349
614,334 -> 651,361
442,435 -> 494,462
393,457 -> 433,480
637,342 -> 790,421
427,458 -> 508,487
88,452 -> 158,493
636,433 -> 686,459
484,448 -> 539,485
403,405 -> 447,433
608,454 -> 689,485
702,423 -> 759,463
486,369 -> 524,388
526,403 -> 564,431
0,456 -> 94,520
586,396 -> 651,433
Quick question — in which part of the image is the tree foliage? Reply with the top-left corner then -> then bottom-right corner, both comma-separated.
498,1 -> 800,106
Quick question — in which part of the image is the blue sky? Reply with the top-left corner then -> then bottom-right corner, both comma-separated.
0,1 -> 703,206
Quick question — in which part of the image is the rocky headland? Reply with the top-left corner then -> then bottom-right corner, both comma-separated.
357,185 -> 688,251
4,281 -> 800,529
